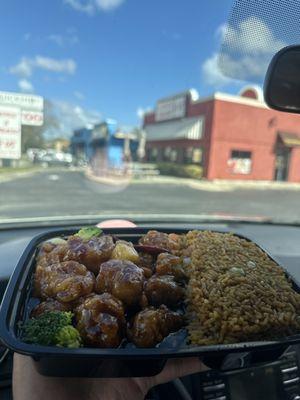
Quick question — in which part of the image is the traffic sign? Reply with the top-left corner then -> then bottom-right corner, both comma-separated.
0,106 -> 21,159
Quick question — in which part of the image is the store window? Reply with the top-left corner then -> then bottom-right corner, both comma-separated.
163,147 -> 178,162
148,147 -> 158,162
192,148 -> 202,163
228,150 -> 252,174
184,147 -> 193,163
231,150 -> 252,159
184,147 -> 202,164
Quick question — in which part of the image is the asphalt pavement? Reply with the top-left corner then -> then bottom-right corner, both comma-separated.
0,169 -> 299,222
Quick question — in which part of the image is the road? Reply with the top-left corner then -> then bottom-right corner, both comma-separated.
0,169 -> 299,222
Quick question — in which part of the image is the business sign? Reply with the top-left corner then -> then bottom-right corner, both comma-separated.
155,94 -> 187,122
21,110 -> 44,126
0,91 -> 43,111
0,91 -> 44,127
0,106 -> 21,159
227,158 -> 252,174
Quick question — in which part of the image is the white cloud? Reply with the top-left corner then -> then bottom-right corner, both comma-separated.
64,0 -> 124,14
202,17 -> 287,87
9,58 -> 32,78
48,32 -> 79,46
74,90 -> 85,100
219,17 -> 287,81
35,56 -> 76,74
18,79 -> 34,93
95,0 -> 124,11
202,53 -> 232,87
48,100 -> 101,137
48,34 -> 64,47
10,56 -> 77,78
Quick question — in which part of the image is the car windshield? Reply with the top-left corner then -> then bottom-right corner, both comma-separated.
1,0 -> 300,224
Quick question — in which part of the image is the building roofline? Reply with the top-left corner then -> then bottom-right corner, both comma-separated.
144,91 -> 269,118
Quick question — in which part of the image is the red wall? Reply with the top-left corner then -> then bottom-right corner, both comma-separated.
207,99 -> 300,182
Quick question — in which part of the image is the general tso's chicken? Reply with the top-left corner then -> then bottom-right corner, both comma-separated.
37,244 -> 68,267
75,293 -> 125,347
137,252 -> 155,279
31,299 -> 73,318
139,230 -> 181,252
155,253 -> 187,282
127,305 -> 184,348
95,260 -> 145,307
34,261 -> 95,303
144,275 -> 185,308
64,235 -> 115,274
110,240 -> 140,263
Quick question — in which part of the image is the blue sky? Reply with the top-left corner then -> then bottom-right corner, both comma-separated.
0,0 -> 266,133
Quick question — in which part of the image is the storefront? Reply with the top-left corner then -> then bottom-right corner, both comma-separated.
143,88 -> 300,182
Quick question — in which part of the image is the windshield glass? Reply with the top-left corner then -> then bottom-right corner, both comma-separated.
1,0 -> 300,224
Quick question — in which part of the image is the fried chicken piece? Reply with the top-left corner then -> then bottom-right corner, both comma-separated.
144,275 -> 185,308
37,244 -> 68,267
34,261 -> 95,303
30,299 -> 73,318
64,235 -> 115,274
139,230 -> 181,252
110,240 -> 140,263
137,252 -> 155,278
95,260 -> 145,307
155,253 -> 187,282
127,305 -> 184,347
75,293 -> 125,347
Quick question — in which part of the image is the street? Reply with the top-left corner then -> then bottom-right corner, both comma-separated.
0,169 -> 300,222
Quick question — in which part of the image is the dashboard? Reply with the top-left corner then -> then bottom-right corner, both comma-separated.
1,221 -> 300,400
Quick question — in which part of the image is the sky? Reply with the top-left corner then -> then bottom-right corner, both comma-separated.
0,0 -> 287,136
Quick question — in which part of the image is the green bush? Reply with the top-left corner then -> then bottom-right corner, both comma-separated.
156,163 -> 203,180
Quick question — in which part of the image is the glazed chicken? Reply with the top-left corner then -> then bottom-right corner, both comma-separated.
139,230 -> 181,252
127,305 -> 184,348
37,243 -> 68,267
34,260 -> 95,303
137,252 -> 155,278
110,240 -> 140,263
63,235 -> 115,274
95,260 -> 145,307
144,274 -> 185,308
31,299 -> 73,318
155,253 -> 187,282
75,293 -> 125,347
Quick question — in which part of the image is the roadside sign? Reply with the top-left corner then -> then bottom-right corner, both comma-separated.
0,106 -> 21,159
0,91 -> 43,111
21,110 -> 44,126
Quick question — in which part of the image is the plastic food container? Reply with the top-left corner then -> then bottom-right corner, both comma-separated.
1,227 -> 300,377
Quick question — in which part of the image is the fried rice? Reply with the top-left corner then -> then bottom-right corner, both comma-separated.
183,231 -> 300,345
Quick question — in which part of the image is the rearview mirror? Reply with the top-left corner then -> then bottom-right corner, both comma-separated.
264,45 -> 300,113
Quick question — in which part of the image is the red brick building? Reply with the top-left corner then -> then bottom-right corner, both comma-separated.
143,87 -> 300,181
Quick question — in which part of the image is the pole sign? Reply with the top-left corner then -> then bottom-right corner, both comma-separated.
21,110 -> 44,126
0,106 -> 21,159
0,91 -> 44,126
0,91 -> 43,111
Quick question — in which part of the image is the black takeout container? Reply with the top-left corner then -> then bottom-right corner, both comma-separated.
1,227 -> 300,377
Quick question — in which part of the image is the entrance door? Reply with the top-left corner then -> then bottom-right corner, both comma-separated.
274,147 -> 291,181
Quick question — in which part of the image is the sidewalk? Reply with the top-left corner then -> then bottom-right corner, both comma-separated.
85,169 -> 300,191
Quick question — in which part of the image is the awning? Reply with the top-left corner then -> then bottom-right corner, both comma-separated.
278,132 -> 300,147
144,116 -> 204,141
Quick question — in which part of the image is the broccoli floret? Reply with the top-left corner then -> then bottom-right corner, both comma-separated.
22,311 -> 81,348
56,325 -> 82,348
75,226 -> 103,241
